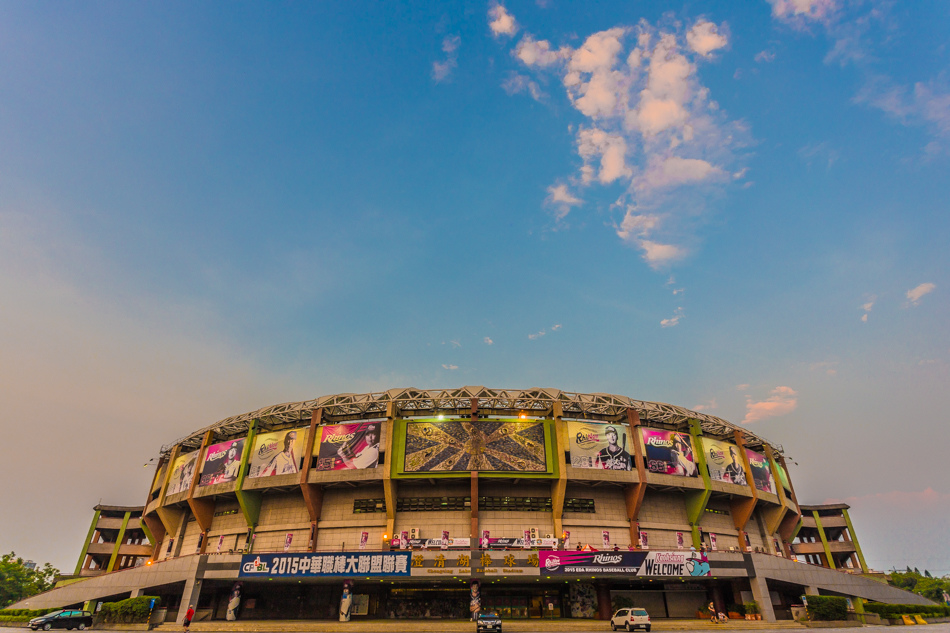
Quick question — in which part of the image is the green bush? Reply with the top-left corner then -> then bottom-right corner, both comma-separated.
0,608 -> 61,618
744,601 -> 760,615
727,603 -> 745,615
864,603 -> 950,619
96,596 -> 160,623
806,596 -> 849,621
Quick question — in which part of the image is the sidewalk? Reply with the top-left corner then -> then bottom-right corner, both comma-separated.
151,619 -> 807,632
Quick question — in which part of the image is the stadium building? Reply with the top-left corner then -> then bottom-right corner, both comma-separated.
10,387 -> 930,623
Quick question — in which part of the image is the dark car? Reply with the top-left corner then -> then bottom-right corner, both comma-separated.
29,610 -> 93,631
476,611 -> 502,633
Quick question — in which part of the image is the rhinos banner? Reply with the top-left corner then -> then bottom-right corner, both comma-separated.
240,552 -> 411,578
316,422 -> 382,471
539,551 -> 711,577
640,429 -> 698,477
703,439 -> 747,485
199,438 -> 245,486
568,421 -> 632,470
746,449 -> 776,494
248,428 -> 305,478
166,451 -> 198,496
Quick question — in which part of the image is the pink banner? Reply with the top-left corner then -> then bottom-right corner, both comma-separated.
359,531 -> 368,550
283,533 -> 293,552
602,530 -> 610,549
640,428 -> 698,477
441,530 -> 449,550
315,422 -> 381,471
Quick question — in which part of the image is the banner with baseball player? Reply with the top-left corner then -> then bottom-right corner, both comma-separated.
315,422 -> 382,471
567,421 -> 633,470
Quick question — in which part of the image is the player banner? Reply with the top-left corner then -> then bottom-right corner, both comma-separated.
640,429 -> 698,477
241,552 -> 411,578
199,438 -> 245,486
539,551 -> 711,577
248,428 -> 305,478
746,449 -> 776,494
704,439 -> 747,485
167,451 -> 198,496
404,420 -> 546,472
568,421 -> 632,470
316,422 -> 381,471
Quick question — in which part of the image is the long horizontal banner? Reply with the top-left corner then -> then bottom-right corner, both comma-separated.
240,552 -> 411,577
538,551 -> 711,577
240,551 -> 712,578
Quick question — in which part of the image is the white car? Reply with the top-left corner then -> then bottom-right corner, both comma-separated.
610,607 -> 651,632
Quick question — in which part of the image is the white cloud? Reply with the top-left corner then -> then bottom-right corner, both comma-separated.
735,383 -> 750,391
637,156 -> 723,190
501,18 -> 744,267
809,360 -> 838,376
551,323 -> 562,331
432,35 -> 460,82
483,337 -> 494,345
686,19 -> 728,57
528,330 -> 546,340
488,3 -> 518,37
861,313 -> 868,323
501,73 -> 543,101
515,35 -> 570,68
693,398 -> 717,412
442,364 -> 459,370
860,295 -> 876,322
767,0 -> 837,26
906,282 -> 936,306
742,386 -> 798,424
576,127 -> 632,184
545,183 -> 583,220
754,50 -> 776,63
660,306 -> 684,328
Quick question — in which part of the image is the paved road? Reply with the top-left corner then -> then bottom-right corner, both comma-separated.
2,626 -> 948,633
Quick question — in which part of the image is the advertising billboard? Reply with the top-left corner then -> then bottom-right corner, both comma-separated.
199,438 -> 245,486
640,429 -> 698,477
567,421 -> 632,470
404,420 -> 546,472
745,449 -> 776,494
248,428 -> 305,478
703,439 -> 747,485
777,463 -> 792,493
315,422 -> 381,471
166,451 -> 198,496
239,552 -> 411,578
538,551 -> 711,577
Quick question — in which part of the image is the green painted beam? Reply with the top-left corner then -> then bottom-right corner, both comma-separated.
235,419 -> 262,528
812,510 -> 835,570
789,516 -> 803,542
74,509 -> 101,576
841,508 -> 869,572
685,419 -> 712,549
106,511 -> 132,572
139,515 -> 155,547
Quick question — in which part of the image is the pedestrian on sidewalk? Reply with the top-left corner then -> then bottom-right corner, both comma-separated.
182,605 -> 195,632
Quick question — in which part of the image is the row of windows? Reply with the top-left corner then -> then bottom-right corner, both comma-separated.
353,497 -> 597,514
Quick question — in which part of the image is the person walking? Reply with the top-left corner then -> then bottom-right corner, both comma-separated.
182,605 -> 195,632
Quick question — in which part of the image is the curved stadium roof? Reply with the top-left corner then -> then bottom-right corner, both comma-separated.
162,386 -> 782,457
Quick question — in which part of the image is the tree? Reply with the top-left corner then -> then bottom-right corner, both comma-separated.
887,569 -> 950,604
0,552 -> 59,608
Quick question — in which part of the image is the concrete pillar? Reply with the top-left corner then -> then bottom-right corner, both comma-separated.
130,588 -> 146,598
805,586 -> 819,595
748,575 -> 776,623
177,576 -> 202,623
596,583 -> 612,620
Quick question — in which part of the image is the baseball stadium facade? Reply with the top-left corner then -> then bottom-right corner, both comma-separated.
9,387 -> 931,623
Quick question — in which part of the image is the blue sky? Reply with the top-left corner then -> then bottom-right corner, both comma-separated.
0,0 -> 947,575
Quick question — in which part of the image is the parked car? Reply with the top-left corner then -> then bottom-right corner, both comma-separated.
610,607 -> 651,632
476,611 -> 502,633
29,610 -> 93,631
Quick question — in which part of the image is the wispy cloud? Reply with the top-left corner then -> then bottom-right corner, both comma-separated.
432,35 -> 461,83
860,295 -> 876,322
495,12 -> 748,268
502,72 -> 543,101
906,282 -> 935,306
528,323 -> 562,340
766,0 -> 838,29
735,383 -> 750,391
660,307 -> 684,328
798,141 -> 839,169
809,360 -> 838,376
742,386 -> 798,424
483,337 -> 494,345
442,364 -> 459,370
545,183 -> 583,220
693,398 -> 717,412
754,50 -> 776,63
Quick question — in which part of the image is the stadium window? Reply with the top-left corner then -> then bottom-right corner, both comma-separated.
563,498 -> 595,513
353,498 -> 387,514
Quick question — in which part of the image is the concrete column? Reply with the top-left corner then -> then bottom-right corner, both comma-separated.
805,586 -> 819,595
596,582 -> 612,620
130,588 -> 146,598
748,574 -> 776,623
177,576 -> 202,623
